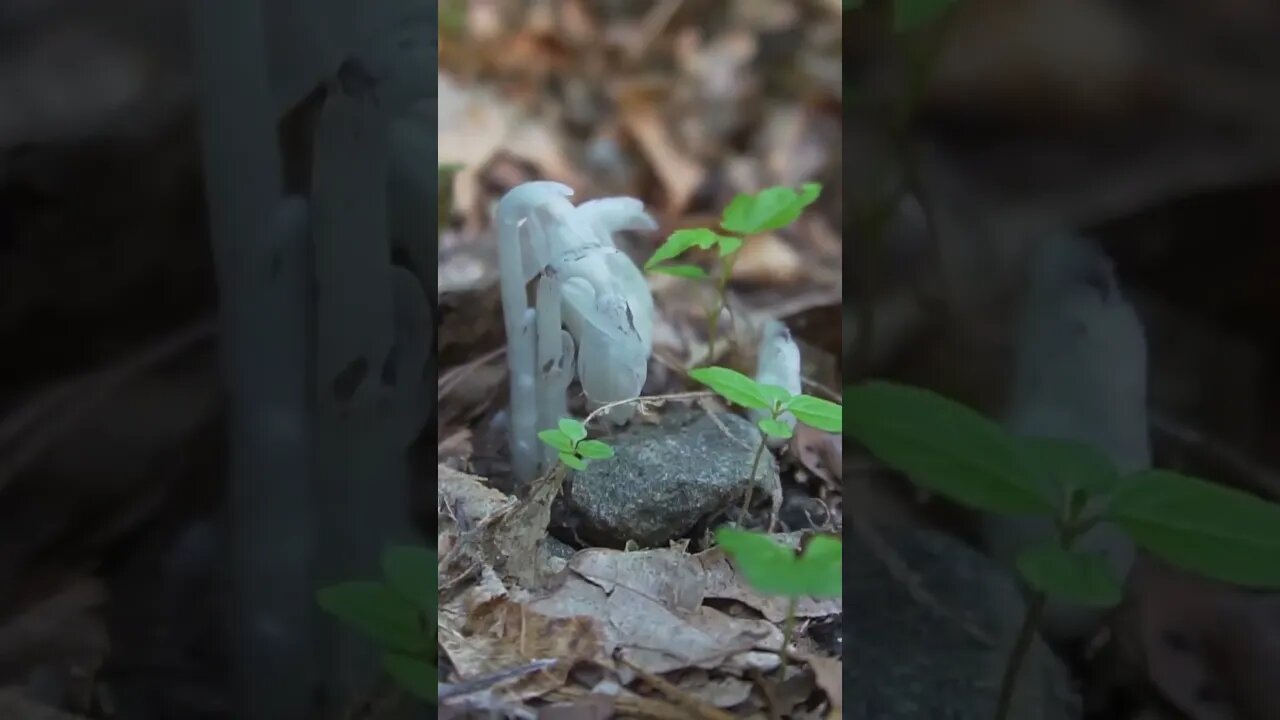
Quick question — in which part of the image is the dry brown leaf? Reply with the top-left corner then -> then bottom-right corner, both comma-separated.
619,100 -> 705,214
801,653 -> 843,715
438,465 -> 512,533
792,424 -> 840,486
438,70 -> 515,175
530,571 -> 782,677
730,235 -> 804,286
438,590 -> 604,702
674,670 -> 753,709
536,693 -> 618,720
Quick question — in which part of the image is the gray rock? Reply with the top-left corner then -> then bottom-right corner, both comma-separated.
564,407 -> 778,548
845,527 -> 1080,720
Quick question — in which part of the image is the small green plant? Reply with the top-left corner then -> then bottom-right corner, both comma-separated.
644,184 -> 822,360
716,528 -> 841,670
538,417 -> 615,471
688,366 -> 842,518
317,545 -> 438,704
846,380 -> 1280,720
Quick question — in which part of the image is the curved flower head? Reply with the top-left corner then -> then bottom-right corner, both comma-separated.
551,198 -> 656,423
495,180 -> 577,283
496,181 -> 657,474
573,197 -> 659,244
752,320 -> 802,442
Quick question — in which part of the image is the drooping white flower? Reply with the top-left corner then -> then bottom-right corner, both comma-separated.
495,182 -> 657,480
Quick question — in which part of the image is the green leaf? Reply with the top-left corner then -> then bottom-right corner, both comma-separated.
560,452 -> 588,471
786,394 -> 842,433
689,366 -> 770,410
893,0 -> 957,32
797,535 -> 843,598
1018,437 -> 1120,506
717,235 -> 743,256
317,582 -> 429,653
645,228 -> 733,269
1105,469 -> 1280,588
846,381 -> 1054,515
381,546 -> 437,614
650,263 -> 708,278
538,429 -> 574,453
576,439 -> 615,460
716,528 -> 842,598
758,417 -> 793,440
382,653 -> 437,703
1015,543 -> 1123,607
558,418 -> 587,443
720,183 -> 822,235
758,383 -> 793,408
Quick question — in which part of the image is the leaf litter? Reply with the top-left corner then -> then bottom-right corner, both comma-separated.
437,1 -> 844,717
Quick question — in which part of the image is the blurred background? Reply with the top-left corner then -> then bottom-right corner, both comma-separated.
852,1 -> 1280,719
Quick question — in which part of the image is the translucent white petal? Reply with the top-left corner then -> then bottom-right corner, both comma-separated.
573,197 -> 658,244
752,320 -> 802,441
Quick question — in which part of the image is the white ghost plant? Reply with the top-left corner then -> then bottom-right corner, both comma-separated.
751,320 -> 803,447
495,182 -> 656,483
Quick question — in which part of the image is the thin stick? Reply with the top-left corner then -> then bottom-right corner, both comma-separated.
581,391 -> 716,427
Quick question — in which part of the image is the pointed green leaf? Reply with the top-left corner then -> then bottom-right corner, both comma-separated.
796,535 -> 843,598
576,439 -> 615,460
758,383 -> 793,408
650,263 -> 708,278
382,653 -> 437,703
538,429 -> 574,453
645,228 -> 733,269
717,235 -> 743,256
787,394 -> 842,433
716,528 -> 841,598
893,0 -> 957,32
1016,543 -> 1123,607
560,452 -> 588,471
317,582 -> 429,653
758,417 -> 793,440
381,546 -> 437,613
1017,437 -> 1120,505
716,528 -> 797,595
1105,469 -> 1280,588
558,418 -> 587,443
846,381 -> 1053,515
689,366 -> 770,410
721,183 -> 822,235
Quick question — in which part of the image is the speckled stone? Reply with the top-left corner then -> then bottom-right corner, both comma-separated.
564,407 -> 778,548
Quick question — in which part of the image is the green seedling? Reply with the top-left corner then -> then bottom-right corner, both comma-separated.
317,545 -> 438,704
645,184 -> 822,361
716,528 -> 841,670
538,417 -> 615,471
689,366 -> 842,518
846,380 -> 1280,720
